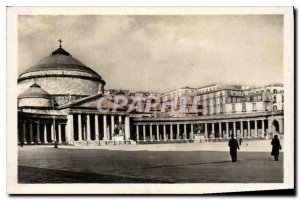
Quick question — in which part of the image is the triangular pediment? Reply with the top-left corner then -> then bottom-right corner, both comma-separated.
57,94 -> 124,111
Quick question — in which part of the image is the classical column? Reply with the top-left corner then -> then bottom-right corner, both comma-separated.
204,123 -> 208,138
36,123 -> 41,144
163,124 -> 167,141
254,120 -> 258,137
143,125 -> 146,141
95,115 -> 99,141
261,120 -> 265,138
219,122 -> 222,139
67,114 -> 73,144
125,116 -> 130,141
268,118 -> 273,136
156,125 -> 160,141
65,124 -> 68,143
43,124 -> 48,143
247,120 -> 251,138
118,115 -> 122,124
29,123 -> 33,144
86,114 -> 91,142
23,122 -> 27,144
103,115 -> 107,141
177,124 -> 180,140
211,123 -> 215,138
136,125 -> 140,141
278,118 -> 284,135
50,124 -> 54,142
58,124 -> 62,143
150,124 -> 153,141
183,124 -> 187,140
240,121 -> 244,138
190,124 -> 194,140
226,122 -> 229,138
170,124 -> 173,141
111,116 -> 115,139
78,114 -> 82,141
233,122 -> 236,137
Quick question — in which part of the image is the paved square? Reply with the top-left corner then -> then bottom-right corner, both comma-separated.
18,141 -> 283,183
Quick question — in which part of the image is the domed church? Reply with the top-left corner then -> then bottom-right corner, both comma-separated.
18,41 -> 132,146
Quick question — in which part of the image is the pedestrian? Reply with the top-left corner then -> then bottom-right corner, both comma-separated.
228,134 -> 240,162
271,135 -> 282,161
245,138 -> 248,146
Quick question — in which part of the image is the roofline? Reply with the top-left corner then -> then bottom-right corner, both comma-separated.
57,93 -> 104,109
18,96 -> 51,99
18,74 -> 106,85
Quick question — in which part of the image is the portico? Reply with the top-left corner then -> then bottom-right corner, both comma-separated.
133,111 -> 284,143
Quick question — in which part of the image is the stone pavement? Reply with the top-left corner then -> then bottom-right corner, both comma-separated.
18,141 -> 283,183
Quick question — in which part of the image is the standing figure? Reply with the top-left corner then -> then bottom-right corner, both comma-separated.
271,135 -> 282,161
228,134 -> 240,162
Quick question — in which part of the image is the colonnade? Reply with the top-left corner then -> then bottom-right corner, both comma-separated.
134,118 -> 279,142
18,115 -> 283,145
67,113 -> 131,144
18,121 -> 67,144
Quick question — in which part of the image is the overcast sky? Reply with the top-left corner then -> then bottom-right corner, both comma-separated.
18,15 -> 283,92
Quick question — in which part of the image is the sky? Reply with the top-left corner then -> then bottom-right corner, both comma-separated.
18,15 -> 283,93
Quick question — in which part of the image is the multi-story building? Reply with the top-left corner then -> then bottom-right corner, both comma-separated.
159,86 -> 201,117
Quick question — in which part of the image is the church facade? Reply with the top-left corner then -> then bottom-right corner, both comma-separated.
17,44 -> 284,146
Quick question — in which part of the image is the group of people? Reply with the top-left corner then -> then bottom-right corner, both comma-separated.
228,134 -> 282,162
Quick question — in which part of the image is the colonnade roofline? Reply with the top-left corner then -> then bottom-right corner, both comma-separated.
67,109 -> 130,116
133,110 -> 284,123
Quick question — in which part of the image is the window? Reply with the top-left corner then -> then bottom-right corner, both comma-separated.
242,103 -> 246,112
252,103 -> 256,111
273,89 -> 277,93
253,96 -> 258,101
265,103 -> 268,111
258,95 -> 262,101
273,105 -> 277,111
232,104 -> 235,112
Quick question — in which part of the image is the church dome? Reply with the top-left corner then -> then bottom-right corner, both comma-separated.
17,41 -> 106,97
18,83 -> 52,108
18,83 -> 51,99
18,47 -> 104,82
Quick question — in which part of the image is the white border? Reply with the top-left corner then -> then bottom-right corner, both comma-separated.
6,6 -> 294,194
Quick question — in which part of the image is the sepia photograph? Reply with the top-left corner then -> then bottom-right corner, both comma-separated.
6,7 -> 294,194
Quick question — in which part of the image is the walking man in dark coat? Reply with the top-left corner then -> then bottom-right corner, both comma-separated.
228,134 -> 240,162
271,135 -> 282,161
